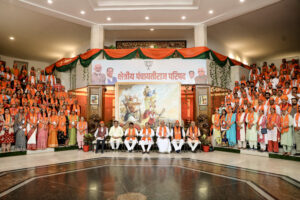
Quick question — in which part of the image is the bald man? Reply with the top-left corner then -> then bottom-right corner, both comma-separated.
195,68 -> 208,84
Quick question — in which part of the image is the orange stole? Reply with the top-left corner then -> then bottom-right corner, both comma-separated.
69,115 -> 77,129
50,115 -> 58,130
213,114 -> 220,130
58,116 -> 66,135
126,128 -> 136,140
189,126 -> 197,137
226,113 -> 233,129
142,128 -> 152,141
159,126 -> 167,137
280,115 -> 289,134
267,114 -> 277,129
295,113 -> 300,128
78,121 -> 87,135
4,114 -> 11,129
247,113 -> 254,129
174,126 -> 182,140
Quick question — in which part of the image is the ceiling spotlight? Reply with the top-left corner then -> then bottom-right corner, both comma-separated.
240,0 -> 245,2
209,10 -> 214,14
150,28 -> 155,31
80,10 -> 85,15
106,17 -> 111,21
181,16 -> 186,20
9,36 -> 15,41
145,16 -> 150,20
47,0 -> 53,4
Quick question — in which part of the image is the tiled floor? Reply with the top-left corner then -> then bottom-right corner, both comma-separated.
0,151 -> 299,200
1,150 -> 299,181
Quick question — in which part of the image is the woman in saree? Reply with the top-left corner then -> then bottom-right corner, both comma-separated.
27,108 -> 38,150
48,110 -> 59,148
68,110 -> 78,146
0,108 -> 14,152
37,109 -> 49,150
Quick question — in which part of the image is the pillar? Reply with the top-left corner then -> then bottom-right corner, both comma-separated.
194,24 -> 207,47
90,24 -> 104,49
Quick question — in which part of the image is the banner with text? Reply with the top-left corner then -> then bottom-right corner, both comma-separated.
91,59 -> 208,85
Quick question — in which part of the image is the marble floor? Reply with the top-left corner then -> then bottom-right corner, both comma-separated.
0,151 -> 299,200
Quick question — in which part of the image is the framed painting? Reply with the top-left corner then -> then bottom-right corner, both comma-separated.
90,94 -> 99,105
115,82 -> 181,129
116,40 -> 186,49
199,95 -> 208,105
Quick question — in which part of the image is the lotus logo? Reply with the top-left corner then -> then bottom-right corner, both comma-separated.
144,61 -> 153,70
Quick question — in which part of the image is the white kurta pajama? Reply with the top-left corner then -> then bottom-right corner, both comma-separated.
109,126 -> 124,150
237,112 -> 246,148
246,112 -> 258,149
171,127 -> 185,151
139,128 -> 154,152
186,127 -> 201,151
156,126 -> 171,153
124,128 -> 138,151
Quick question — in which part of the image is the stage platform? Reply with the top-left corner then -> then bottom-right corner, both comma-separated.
0,151 -> 299,200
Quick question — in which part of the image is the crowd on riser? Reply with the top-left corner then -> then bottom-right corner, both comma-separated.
210,59 -> 300,156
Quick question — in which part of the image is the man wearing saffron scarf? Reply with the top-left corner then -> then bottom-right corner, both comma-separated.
124,122 -> 138,152
156,121 -> 171,153
246,106 -> 258,149
109,120 -> 123,150
186,121 -> 201,152
267,106 -> 280,153
139,122 -> 154,154
171,120 -> 185,153
280,109 -> 294,156
293,106 -> 300,155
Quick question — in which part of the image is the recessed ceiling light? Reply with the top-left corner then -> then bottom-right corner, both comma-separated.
181,16 -> 186,20
47,0 -> 53,4
80,10 -> 85,15
209,10 -> 214,14
9,36 -> 15,41
150,28 -> 155,31
106,17 -> 111,21
240,0 -> 245,2
145,16 -> 150,20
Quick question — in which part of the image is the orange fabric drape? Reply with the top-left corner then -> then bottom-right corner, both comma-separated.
104,49 -> 137,58
45,64 -> 55,74
177,47 -> 210,58
80,49 -> 101,59
139,48 -> 176,59
55,56 -> 79,68
212,51 -> 228,62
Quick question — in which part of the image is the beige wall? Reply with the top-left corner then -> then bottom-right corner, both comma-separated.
0,54 -> 50,72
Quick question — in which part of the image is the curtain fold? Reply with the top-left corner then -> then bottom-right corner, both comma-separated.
79,49 -> 102,67
138,48 -> 176,59
177,47 -> 210,59
104,49 -> 137,60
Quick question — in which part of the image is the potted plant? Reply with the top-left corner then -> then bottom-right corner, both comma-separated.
200,134 -> 211,152
83,133 -> 95,152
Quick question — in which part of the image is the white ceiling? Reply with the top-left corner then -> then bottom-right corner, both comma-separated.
14,0 -> 279,27
0,0 -> 298,64
208,0 -> 300,61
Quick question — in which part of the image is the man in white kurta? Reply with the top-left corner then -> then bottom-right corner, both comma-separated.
245,107 -> 258,149
156,121 -> 171,153
109,120 -> 124,150
171,120 -> 185,153
124,122 -> 138,152
139,122 -> 154,154
294,107 -> 300,155
186,121 -> 201,152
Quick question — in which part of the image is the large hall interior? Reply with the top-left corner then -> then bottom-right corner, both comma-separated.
0,0 -> 299,199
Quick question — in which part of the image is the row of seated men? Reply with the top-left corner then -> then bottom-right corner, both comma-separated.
93,120 -> 202,154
